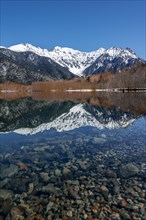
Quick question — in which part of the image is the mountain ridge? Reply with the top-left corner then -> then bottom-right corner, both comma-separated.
0,43 -> 145,84
8,43 -> 106,76
7,43 -> 144,75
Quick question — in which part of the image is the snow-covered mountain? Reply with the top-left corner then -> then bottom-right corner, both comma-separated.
9,43 -> 51,57
8,44 -> 105,76
47,46 -> 106,76
83,47 -> 141,75
0,47 -> 74,83
7,43 -> 143,76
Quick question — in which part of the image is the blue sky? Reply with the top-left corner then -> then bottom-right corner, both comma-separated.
1,0 -> 146,59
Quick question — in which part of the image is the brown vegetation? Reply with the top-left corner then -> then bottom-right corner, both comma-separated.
85,63 -> 146,89
0,63 -> 145,95
31,63 -> 146,91
108,63 -> 146,89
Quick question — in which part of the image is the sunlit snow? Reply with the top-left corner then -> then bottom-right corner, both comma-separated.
7,44 -> 139,76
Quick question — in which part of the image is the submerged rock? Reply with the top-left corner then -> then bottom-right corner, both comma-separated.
54,169 -> 61,176
0,178 -> 10,188
92,137 -> 107,144
63,168 -> 71,175
8,207 -> 24,220
0,164 -> 18,179
120,163 -> 140,178
66,210 -> 73,217
46,201 -> 54,212
0,189 -> 13,200
27,183 -> 34,194
40,172 -> 49,182
42,184 -> 55,193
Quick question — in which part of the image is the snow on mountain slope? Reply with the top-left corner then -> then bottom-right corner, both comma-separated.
106,47 -> 137,59
83,47 -> 142,75
9,44 -> 106,76
8,43 -> 141,76
9,43 -> 53,61
48,46 -> 106,76
14,103 -> 135,135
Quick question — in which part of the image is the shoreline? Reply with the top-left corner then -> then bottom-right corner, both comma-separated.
1,88 -> 146,93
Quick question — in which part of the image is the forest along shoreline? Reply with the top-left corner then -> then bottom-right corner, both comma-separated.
0,63 -> 146,94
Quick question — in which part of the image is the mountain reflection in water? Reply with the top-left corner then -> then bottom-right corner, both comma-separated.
0,92 -> 146,219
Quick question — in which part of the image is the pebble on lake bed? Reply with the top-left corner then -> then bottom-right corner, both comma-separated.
120,163 -> 140,178
0,189 -> 14,200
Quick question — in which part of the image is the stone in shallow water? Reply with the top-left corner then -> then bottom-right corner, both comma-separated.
92,137 -> 107,144
54,169 -> 61,176
100,185 -> 109,192
0,189 -> 13,200
100,133 -> 107,138
29,214 -> 44,220
63,168 -> 71,175
8,207 -> 24,220
46,201 -> 54,212
100,185 -> 109,199
120,210 -> 131,220
40,172 -> 50,182
0,164 -> 18,179
110,212 -> 120,220
120,163 -> 140,178
42,184 -> 55,193
27,183 -> 34,194
0,178 -> 10,188
66,210 -> 73,217
76,199 -> 84,205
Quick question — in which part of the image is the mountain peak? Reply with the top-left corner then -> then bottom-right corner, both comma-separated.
9,43 -> 35,52
9,43 -> 52,58
106,47 -> 138,59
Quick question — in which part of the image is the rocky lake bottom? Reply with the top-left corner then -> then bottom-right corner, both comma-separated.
0,97 -> 146,220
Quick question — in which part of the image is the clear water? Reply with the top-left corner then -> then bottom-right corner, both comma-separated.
0,95 -> 146,219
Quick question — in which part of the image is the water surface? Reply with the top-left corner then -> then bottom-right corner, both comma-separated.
0,93 -> 146,219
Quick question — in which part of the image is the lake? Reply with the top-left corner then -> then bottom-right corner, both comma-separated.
0,92 -> 146,219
